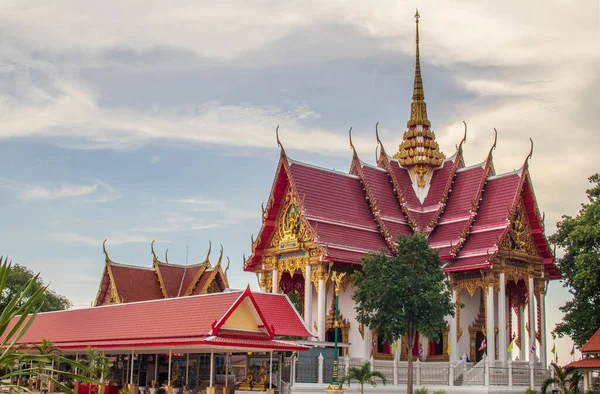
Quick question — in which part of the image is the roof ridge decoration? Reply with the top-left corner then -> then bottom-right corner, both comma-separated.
276,125 -> 286,158
183,241 -> 213,295
392,11 -> 445,188
151,240 -> 169,298
94,244 -> 122,305
103,239 -> 111,264
425,122 -> 469,230
165,249 -> 169,264
447,130 -> 499,257
348,127 -> 398,254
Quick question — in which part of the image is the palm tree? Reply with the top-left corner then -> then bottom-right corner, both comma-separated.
568,370 -> 583,394
340,361 -> 386,394
541,362 -> 578,394
83,347 -> 111,382
0,257 -> 97,393
33,338 -> 62,379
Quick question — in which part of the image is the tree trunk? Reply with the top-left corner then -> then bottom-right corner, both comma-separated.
359,382 -> 364,394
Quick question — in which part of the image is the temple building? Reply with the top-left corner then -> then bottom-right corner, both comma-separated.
95,240 -> 229,306
243,11 -> 559,365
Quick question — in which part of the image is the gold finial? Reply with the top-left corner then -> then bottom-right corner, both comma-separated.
151,240 -> 157,263
349,127 -> 358,158
103,239 -> 110,264
216,245 -> 224,267
204,241 -> 212,264
408,8 -> 428,127
165,249 -> 169,264
225,257 -> 230,276
331,271 -> 347,296
276,125 -> 287,157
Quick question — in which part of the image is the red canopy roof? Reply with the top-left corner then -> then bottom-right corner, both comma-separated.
582,328 -> 600,353
565,358 -> 600,369
9,287 -> 311,353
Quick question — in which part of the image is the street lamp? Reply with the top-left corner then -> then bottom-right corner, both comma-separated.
325,271 -> 346,394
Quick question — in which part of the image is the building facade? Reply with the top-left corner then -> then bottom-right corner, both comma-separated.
243,12 -> 559,366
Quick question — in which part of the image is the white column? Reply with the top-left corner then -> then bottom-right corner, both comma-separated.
272,269 -> 278,294
168,350 -> 172,385
130,350 -> 134,385
540,287 -> 548,367
317,353 -> 324,384
225,353 -> 229,388
519,305 -> 526,360
317,277 -> 326,342
209,349 -> 214,388
186,353 -> 189,387
528,276 -> 536,362
304,264 -> 313,327
363,328 -> 373,361
449,289 -> 458,361
154,354 -> 158,386
498,272 -> 507,363
486,284 -> 496,362
269,351 -> 273,389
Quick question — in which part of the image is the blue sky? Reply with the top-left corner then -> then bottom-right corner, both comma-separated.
1,0 -> 599,361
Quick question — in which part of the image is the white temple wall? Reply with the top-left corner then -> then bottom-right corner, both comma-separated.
338,284 -> 364,359
457,287 -> 482,358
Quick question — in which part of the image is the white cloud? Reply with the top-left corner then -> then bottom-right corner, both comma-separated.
49,232 -> 171,247
0,179 -> 122,202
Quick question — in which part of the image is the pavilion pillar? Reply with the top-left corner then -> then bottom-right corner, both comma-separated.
209,349 -> 214,388
519,305 -> 526,360
448,287 -> 458,361
225,353 -> 229,388
317,275 -> 326,342
539,283 -> 548,367
130,350 -> 135,385
498,272 -> 507,363
272,269 -> 278,294
304,264 -> 313,329
168,350 -> 172,385
269,351 -> 273,389
528,276 -> 536,362
486,283 -> 496,362
154,354 -> 158,387
186,353 -> 189,387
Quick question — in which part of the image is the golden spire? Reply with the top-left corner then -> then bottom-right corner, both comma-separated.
393,10 -> 445,187
407,9 -> 430,128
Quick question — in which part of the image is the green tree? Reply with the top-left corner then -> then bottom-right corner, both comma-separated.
550,174 -> 600,347
340,361 -> 386,394
83,347 -> 111,382
0,257 -> 96,393
352,234 -> 454,394
541,362 -> 579,394
0,263 -> 71,316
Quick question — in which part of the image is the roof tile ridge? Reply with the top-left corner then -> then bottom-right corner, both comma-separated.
109,261 -> 156,271
184,242 -> 213,295
153,259 -> 169,299
519,170 -> 553,261
426,152 -> 463,231
93,262 -> 114,307
378,152 -> 420,230
447,154 -> 495,257
289,158 -> 360,179
324,242 -> 391,255
349,128 -> 398,254
307,216 -> 380,233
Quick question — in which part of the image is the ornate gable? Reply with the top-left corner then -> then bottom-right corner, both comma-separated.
502,200 -> 539,257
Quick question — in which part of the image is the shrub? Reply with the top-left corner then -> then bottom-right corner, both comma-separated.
433,390 -> 447,394
415,389 -> 429,394
524,388 -> 538,394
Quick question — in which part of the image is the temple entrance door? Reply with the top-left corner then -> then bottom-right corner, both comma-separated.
475,332 -> 485,362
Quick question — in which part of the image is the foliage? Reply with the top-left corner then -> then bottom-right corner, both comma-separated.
541,362 -> 579,394
550,174 -> 600,347
0,263 -> 71,316
0,257 -> 96,393
414,389 -> 429,394
156,387 -> 166,394
433,390 -> 447,394
83,346 -> 112,381
340,361 -> 386,394
119,387 -> 129,394
525,388 -> 538,394
285,290 -> 303,315
352,234 -> 454,394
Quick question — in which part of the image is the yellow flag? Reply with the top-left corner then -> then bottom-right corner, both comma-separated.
507,339 -> 514,353
447,340 -> 451,355
392,340 -> 398,353
551,343 -> 556,354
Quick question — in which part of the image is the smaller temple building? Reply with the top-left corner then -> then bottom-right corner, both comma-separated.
96,241 -> 229,306
566,329 -> 600,391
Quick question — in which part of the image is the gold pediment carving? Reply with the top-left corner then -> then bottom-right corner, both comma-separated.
269,189 -> 312,251
502,201 -> 538,256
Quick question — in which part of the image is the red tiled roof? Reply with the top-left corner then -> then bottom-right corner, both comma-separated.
442,166 -> 486,220
309,220 -> 389,254
428,221 -> 467,245
565,358 -> 600,369
444,255 -> 491,272
582,328 -> 600,353
110,263 -> 164,303
388,160 -> 421,208
361,165 -> 410,226
290,162 -> 377,229
156,262 -> 186,298
423,159 -> 455,207
471,174 -> 520,228
180,264 -> 206,295
10,290 -> 311,351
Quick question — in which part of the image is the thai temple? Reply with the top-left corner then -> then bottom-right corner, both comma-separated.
244,10 -> 559,367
